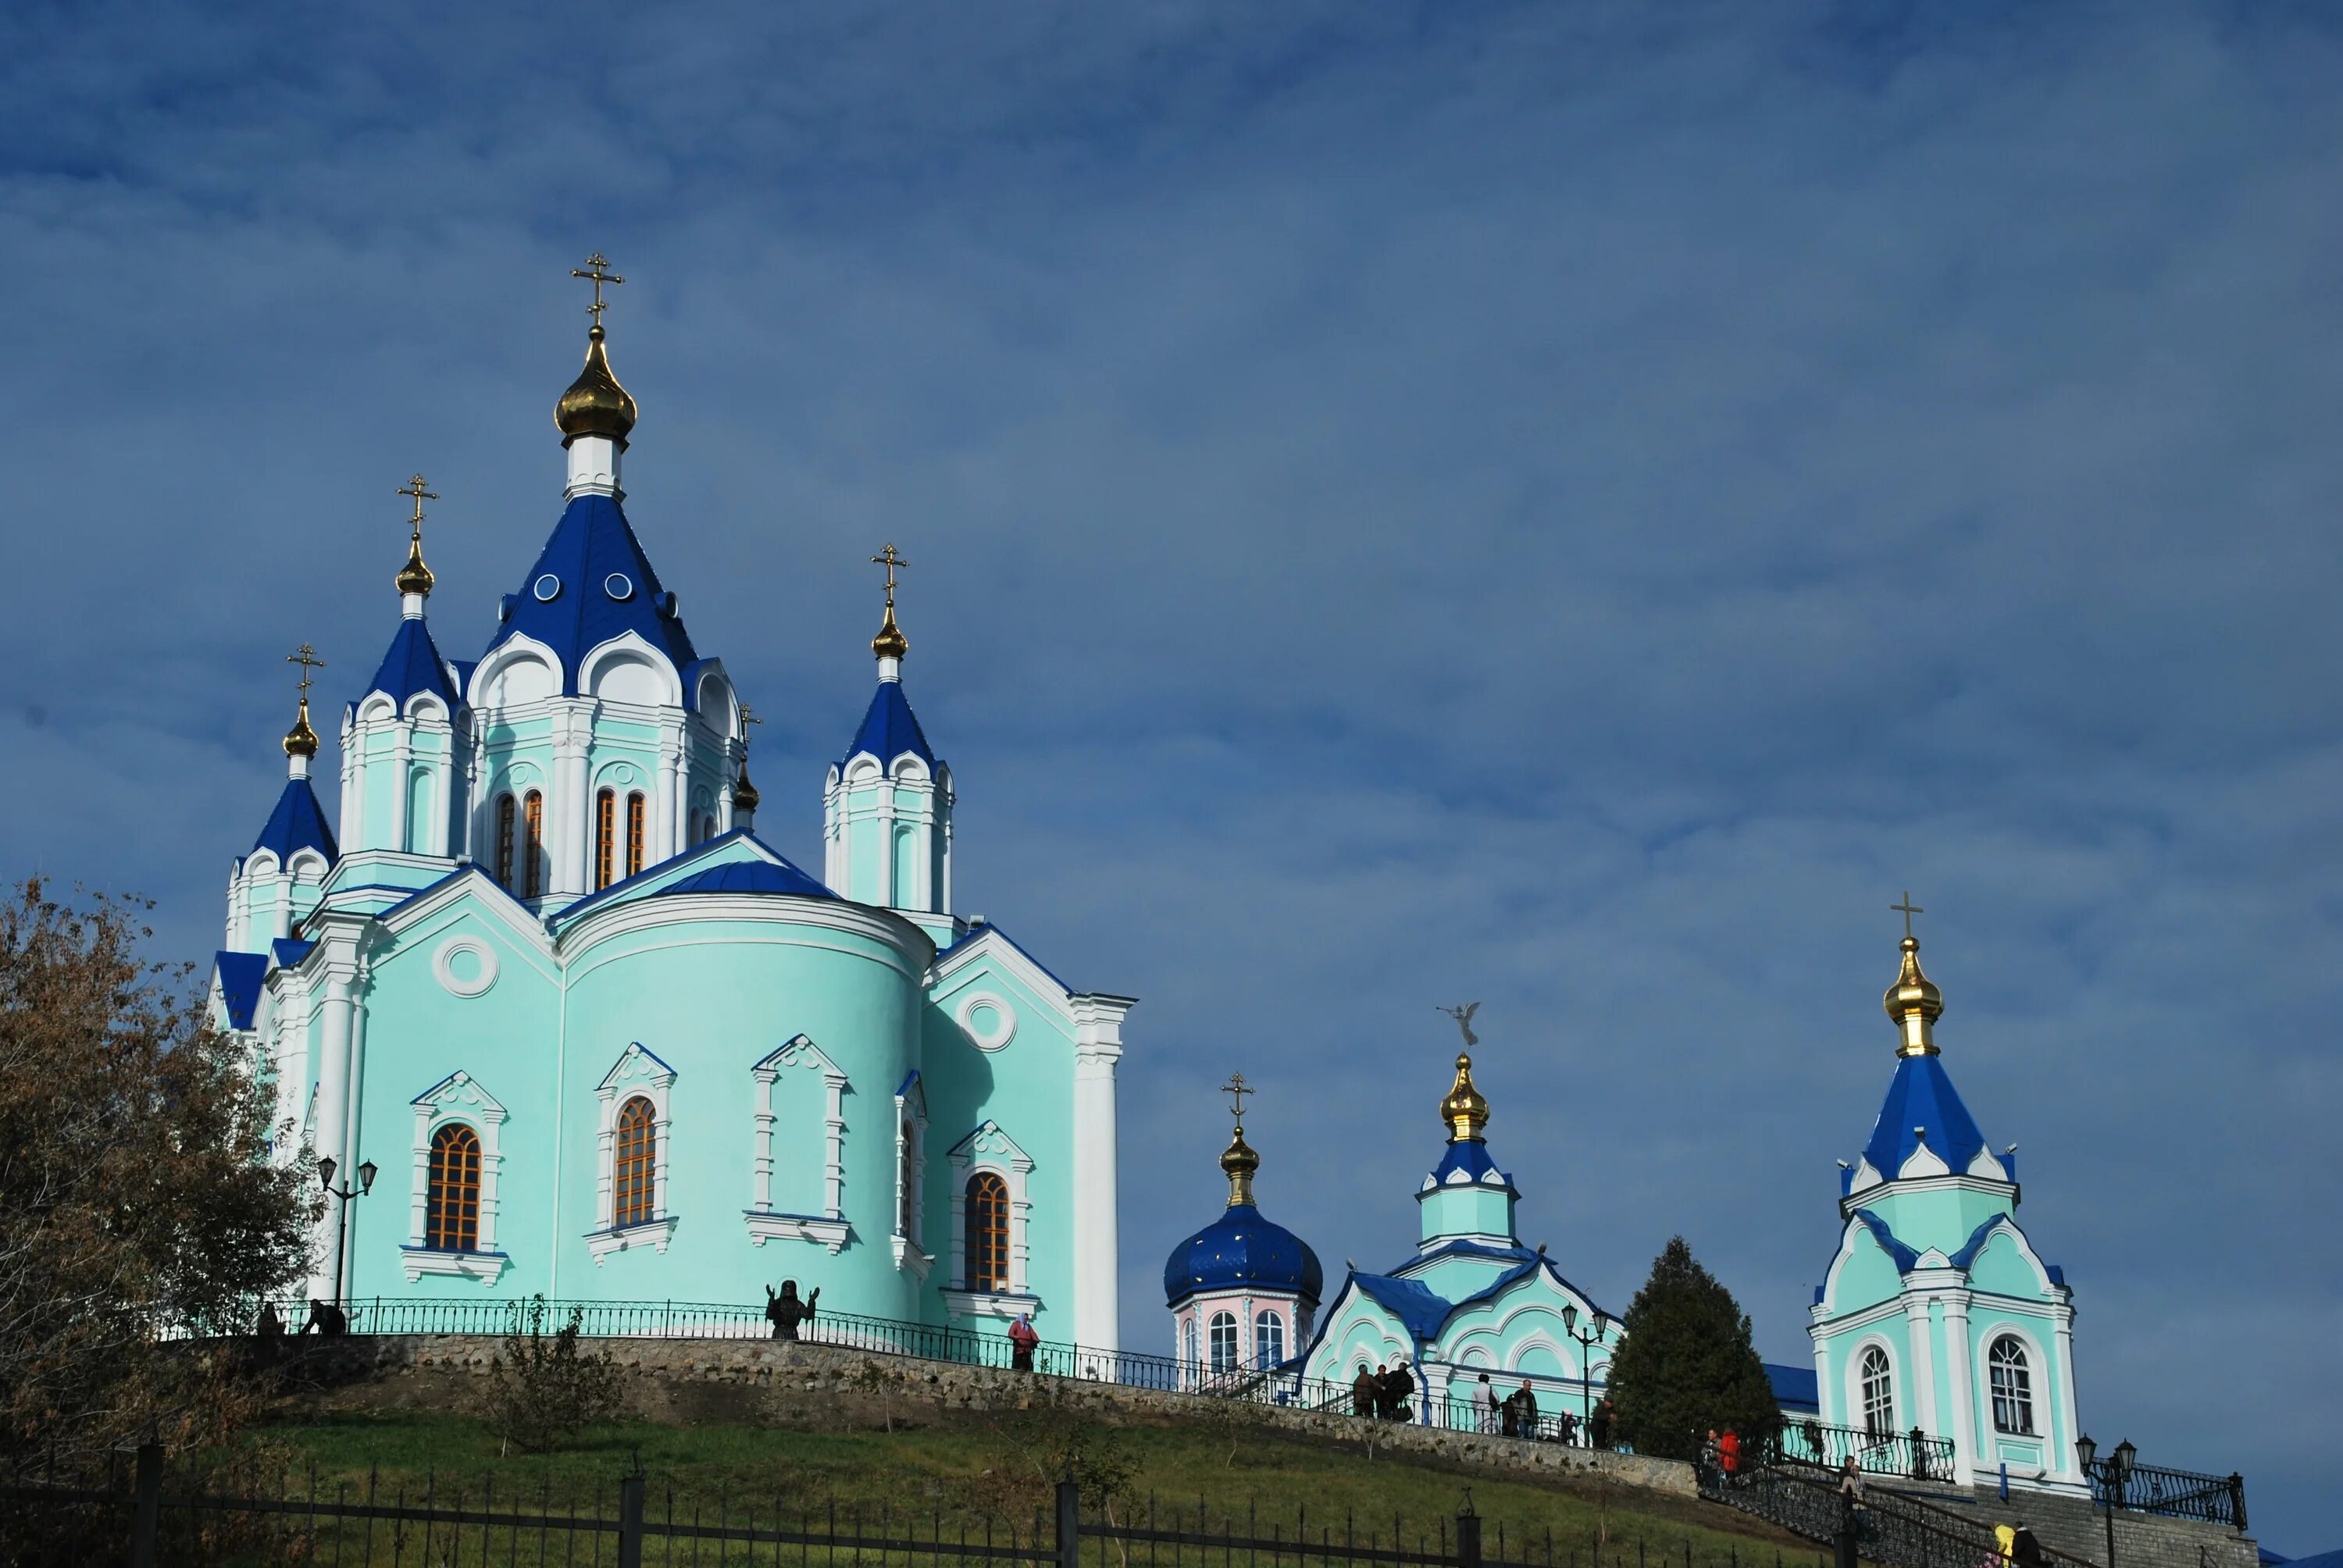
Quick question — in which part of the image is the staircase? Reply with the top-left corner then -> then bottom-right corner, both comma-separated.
1699,1463 -> 2102,1568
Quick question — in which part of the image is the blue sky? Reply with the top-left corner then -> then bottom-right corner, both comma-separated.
4,0 -> 2338,1546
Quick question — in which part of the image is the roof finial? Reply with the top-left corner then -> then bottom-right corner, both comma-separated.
1883,891 -> 1943,1057
556,252 -> 637,445
869,543 -> 911,668
732,703 -> 762,819
394,473 -> 438,608
1218,1071 -> 1260,1207
282,643 -> 325,773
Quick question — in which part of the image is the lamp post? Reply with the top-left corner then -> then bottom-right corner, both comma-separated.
2075,1434 -> 2137,1568
1560,1304 -> 1610,1445
318,1155 -> 377,1313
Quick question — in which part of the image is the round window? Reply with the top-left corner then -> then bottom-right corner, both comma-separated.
533,574 -> 562,602
604,572 -> 635,600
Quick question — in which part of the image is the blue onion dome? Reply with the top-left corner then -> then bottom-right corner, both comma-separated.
1163,1123 -> 1325,1308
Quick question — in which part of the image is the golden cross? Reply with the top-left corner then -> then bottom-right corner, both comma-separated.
396,473 -> 437,537
571,252 -> 624,324
1892,890 -> 1924,941
871,543 -> 909,608
738,703 -> 763,752
1220,1071 -> 1254,1121
287,643 -> 326,698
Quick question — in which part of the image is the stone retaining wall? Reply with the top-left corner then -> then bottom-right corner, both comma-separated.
270,1334 -> 1694,1498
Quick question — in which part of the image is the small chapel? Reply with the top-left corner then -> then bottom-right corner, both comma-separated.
209,261 -> 1132,1351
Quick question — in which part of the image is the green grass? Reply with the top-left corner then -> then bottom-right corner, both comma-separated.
242,1408 -> 1830,1568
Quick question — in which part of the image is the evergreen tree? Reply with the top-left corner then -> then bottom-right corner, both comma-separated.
1603,1236 -> 1780,1463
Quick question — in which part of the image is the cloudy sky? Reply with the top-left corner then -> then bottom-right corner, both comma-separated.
5,0 -> 2338,1545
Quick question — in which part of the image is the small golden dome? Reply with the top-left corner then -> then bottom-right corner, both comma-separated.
1441,1052 -> 1489,1142
872,604 -> 909,662
394,531 -> 435,598
1221,1124 -> 1261,1207
555,324 -> 638,444
282,696 -> 319,759
732,764 -> 760,815
1883,935 -> 1943,1057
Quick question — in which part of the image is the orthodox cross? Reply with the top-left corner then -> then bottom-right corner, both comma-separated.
738,702 -> 762,753
286,643 -> 326,698
1220,1071 -> 1254,1123
1439,1001 -> 1481,1049
1892,891 -> 1924,940
396,473 -> 437,538
871,543 -> 909,609
571,252 -> 624,324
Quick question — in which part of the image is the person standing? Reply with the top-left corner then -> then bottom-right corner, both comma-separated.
1994,1523 -> 2016,1565
1589,1400 -> 1613,1451
1387,1361 -> 1416,1422
1352,1364 -> 1377,1418
1557,1409 -> 1579,1447
2011,1523 -> 2043,1568
1472,1372 -> 1497,1434
1514,1381 -> 1539,1439
1007,1313 -> 1040,1372
1720,1427 -> 1742,1484
1838,1456 -> 1864,1499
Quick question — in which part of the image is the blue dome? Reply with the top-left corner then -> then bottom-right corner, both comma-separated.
1163,1204 -> 1324,1308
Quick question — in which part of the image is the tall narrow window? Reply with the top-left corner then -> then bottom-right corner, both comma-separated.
965,1171 -> 1010,1292
1183,1316 -> 1199,1370
1254,1310 -> 1286,1369
426,1123 -> 482,1251
1860,1345 -> 1895,1438
613,1095 -> 657,1228
522,791 -> 544,899
626,793 -> 647,878
1988,1338 -> 2035,1434
495,795 -> 516,888
595,789 -> 616,890
1208,1311 -> 1239,1375
898,1118 -> 917,1237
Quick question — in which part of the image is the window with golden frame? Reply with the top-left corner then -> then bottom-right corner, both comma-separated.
626,793 -> 647,878
426,1123 -> 482,1251
522,791 -> 544,899
965,1171 -> 1010,1292
595,788 -> 615,890
614,1095 -> 657,1228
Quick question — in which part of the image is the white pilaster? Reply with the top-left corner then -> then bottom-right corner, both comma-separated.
658,727 -> 683,860
2051,1307 -> 2082,1482
388,725 -> 413,853
1070,995 -> 1132,1352
1942,1295 -> 1977,1485
552,704 -> 589,898
1903,1295 -> 1939,1439
311,967 -> 356,1298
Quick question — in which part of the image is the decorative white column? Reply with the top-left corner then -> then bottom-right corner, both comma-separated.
1903,1295 -> 1940,1440
1942,1295 -> 1977,1485
1070,995 -> 1133,1352
657,729 -> 683,861
388,726 -> 413,853
311,968 -> 356,1298
2051,1307 -> 2082,1482
551,705 -> 590,898
338,713 -> 362,849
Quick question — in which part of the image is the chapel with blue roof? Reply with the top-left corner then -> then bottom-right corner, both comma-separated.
209,262 -> 1135,1351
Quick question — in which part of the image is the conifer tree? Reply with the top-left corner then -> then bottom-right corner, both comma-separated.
1603,1235 -> 1780,1462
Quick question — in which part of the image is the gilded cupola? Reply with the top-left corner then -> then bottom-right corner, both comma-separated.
1442,1052 -> 1490,1142
555,323 -> 638,444
1883,934 -> 1943,1057
869,543 -> 911,664
1220,1122 -> 1261,1207
732,763 -> 760,817
281,695 -> 319,760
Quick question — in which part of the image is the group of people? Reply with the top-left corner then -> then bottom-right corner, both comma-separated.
1467,1371 -> 1551,1438
254,1299 -> 350,1339
1700,1427 -> 1746,1484
1992,1520 -> 2046,1568
1349,1360 -> 1418,1421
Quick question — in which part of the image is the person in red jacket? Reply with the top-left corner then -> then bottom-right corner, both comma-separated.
1007,1313 -> 1040,1372
1720,1427 -> 1742,1482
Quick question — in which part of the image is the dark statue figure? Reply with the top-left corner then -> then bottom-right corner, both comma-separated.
765,1280 -> 819,1340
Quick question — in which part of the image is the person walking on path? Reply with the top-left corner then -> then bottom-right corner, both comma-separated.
1720,1427 -> 1742,1483
1994,1523 -> 2016,1564
2011,1523 -> 2044,1568
300,1299 -> 348,1336
1472,1373 -> 1498,1434
1838,1456 -> 1864,1499
1352,1365 -> 1377,1418
765,1280 -> 819,1340
1007,1313 -> 1040,1370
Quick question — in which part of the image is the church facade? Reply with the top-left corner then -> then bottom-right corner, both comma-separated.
209,273 -> 1132,1350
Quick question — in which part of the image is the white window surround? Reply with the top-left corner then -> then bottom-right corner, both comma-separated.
1854,1338 -> 1899,1437
744,1035 -> 851,1253
944,1120 -> 1035,1320
892,1072 -> 931,1277
403,1071 -> 509,1285
589,1042 -> 676,1262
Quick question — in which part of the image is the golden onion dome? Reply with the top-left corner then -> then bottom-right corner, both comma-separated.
282,695 -> 319,759
1441,1052 -> 1489,1142
394,530 -> 435,598
555,324 -> 638,444
1883,935 -> 1943,1056
732,763 -> 760,815
872,604 -> 909,662
1220,1124 -> 1261,1206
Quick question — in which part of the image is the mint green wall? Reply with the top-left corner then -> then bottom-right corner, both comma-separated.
1403,1252 -> 1513,1302
1418,1185 -> 1514,1243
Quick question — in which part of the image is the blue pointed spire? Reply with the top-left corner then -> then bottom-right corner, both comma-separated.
366,618 -> 460,710
483,494 -> 697,690
844,680 -> 936,768
252,776 -> 338,864
1861,1053 -> 1987,1177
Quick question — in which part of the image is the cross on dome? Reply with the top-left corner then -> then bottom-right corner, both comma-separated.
870,543 -> 911,663
282,643 -> 325,760
1892,890 -> 1924,940
570,252 -> 624,323
394,473 -> 439,600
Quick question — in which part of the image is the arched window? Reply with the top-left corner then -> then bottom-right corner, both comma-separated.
1860,1345 -> 1895,1438
1183,1315 -> 1199,1370
495,795 -> 516,888
1254,1310 -> 1286,1369
898,1118 -> 917,1237
595,788 -> 616,890
613,1095 -> 657,1228
626,793 -> 647,878
1988,1337 -> 2035,1434
522,791 -> 544,899
1208,1311 -> 1239,1375
426,1123 -> 481,1251
964,1171 -> 1010,1291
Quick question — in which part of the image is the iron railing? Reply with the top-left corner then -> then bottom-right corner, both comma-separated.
1703,1463 -> 2100,1568
1763,1419 -> 1957,1481
2095,1462 -> 2248,1531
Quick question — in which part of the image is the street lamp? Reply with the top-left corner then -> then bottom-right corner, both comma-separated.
318,1156 -> 377,1314
2076,1434 -> 2138,1568
1560,1303 -> 1610,1445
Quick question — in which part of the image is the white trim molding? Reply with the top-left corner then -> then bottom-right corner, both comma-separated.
1069,993 -> 1132,1354
955,991 -> 1017,1052
941,1288 -> 1043,1324
947,1120 -> 1035,1297
892,1072 -> 932,1278
403,1071 -> 510,1285
431,935 -> 500,998
744,1035 -> 852,1253
588,1042 -> 677,1263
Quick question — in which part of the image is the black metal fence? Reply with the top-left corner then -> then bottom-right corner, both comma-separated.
2094,1462 -> 2248,1531
1759,1421 -> 1957,1482
1701,1463 -> 2106,1568
2,1446 -> 1838,1568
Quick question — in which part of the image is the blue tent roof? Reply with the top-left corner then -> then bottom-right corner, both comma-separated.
844,680 -> 936,768
271,937 -> 314,968
366,618 -> 461,709
1164,1203 -> 1325,1307
1862,1053 -> 1987,1178
482,494 -> 697,692
654,857 -> 836,900
213,951 -> 268,1030
1350,1272 -> 1453,1342
1767,1362 -> 1821,1411
1430,1139 -> 1511,1185
252,778 -> 338,864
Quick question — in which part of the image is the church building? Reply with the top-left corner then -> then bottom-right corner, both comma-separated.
209,262 -> 1133,1351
